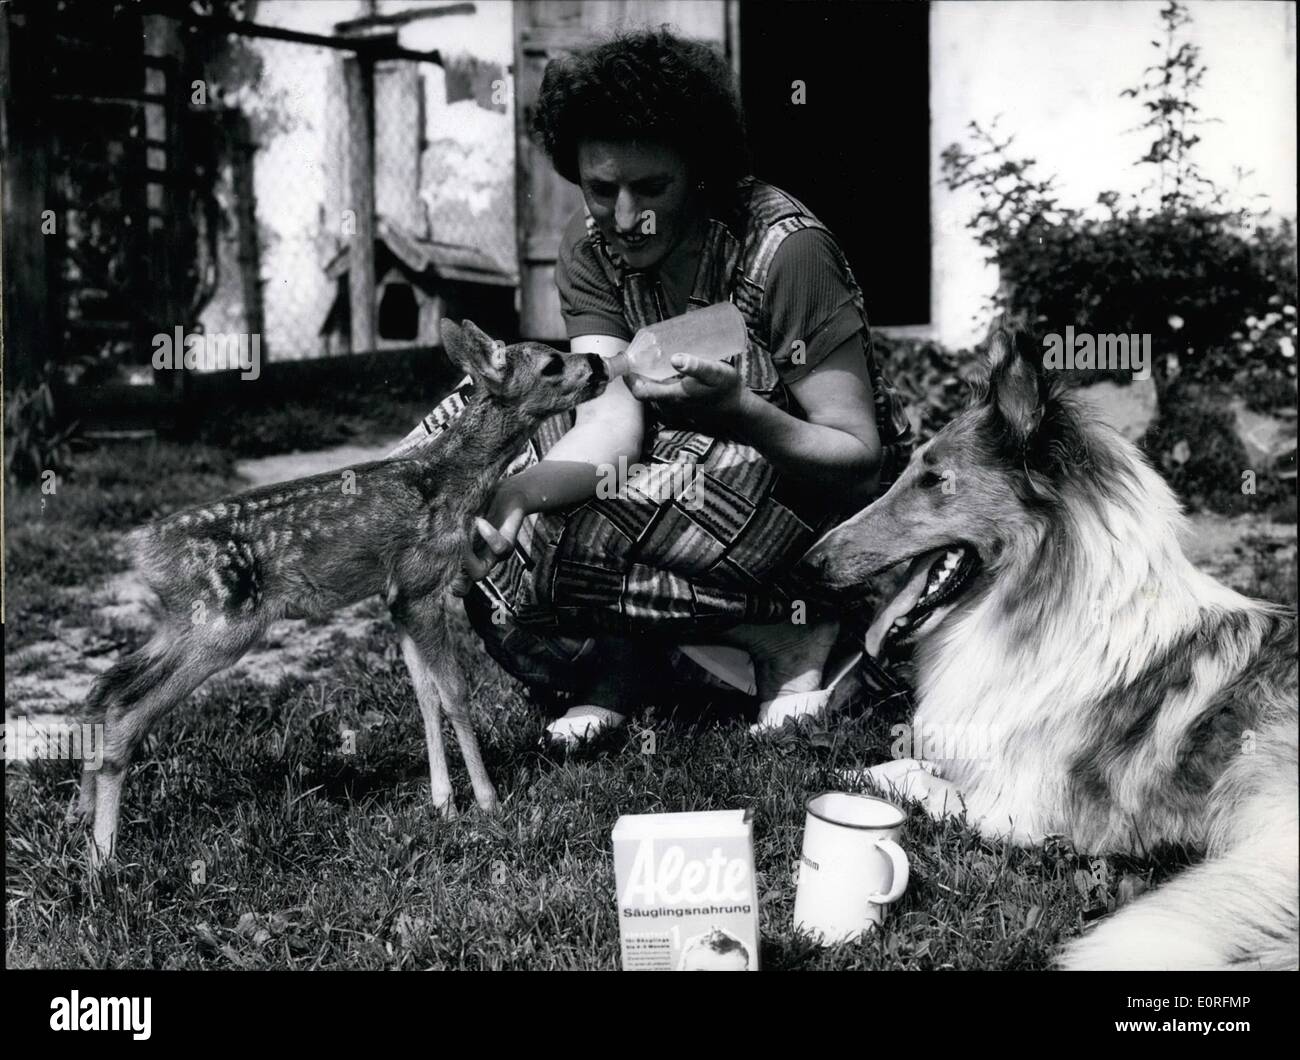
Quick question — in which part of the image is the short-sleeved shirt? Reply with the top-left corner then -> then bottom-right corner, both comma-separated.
558,215 -> 863,386
477,178 -> 914,633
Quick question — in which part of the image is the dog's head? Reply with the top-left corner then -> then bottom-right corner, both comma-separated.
440,319 -> 608,417
800,326 -> 1101,651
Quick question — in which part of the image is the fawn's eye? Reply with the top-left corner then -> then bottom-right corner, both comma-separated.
919,469 -> 944,489
540,355 -> 565,377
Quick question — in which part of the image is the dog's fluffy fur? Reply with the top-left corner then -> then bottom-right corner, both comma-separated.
802,328 -> 1298,970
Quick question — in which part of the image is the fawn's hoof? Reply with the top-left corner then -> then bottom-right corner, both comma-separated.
86,838 -> 115,872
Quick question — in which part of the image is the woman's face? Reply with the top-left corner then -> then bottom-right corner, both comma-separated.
576,139 -> 703,270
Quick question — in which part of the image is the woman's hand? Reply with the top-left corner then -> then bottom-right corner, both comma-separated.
450,486 -> 527,596
624,355 -> 750,434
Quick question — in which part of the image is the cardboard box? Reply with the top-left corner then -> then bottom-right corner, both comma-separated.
612,809 -> 760,970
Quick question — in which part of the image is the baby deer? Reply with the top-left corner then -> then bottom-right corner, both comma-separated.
74,320 -> 607,865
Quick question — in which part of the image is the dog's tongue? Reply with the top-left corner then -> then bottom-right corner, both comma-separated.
864,548 -> 946,658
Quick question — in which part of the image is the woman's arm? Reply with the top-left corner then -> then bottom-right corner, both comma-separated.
492,334 -> 643,514
626,227 -> 885,509
736,332 -> 883,504
454,334 -> 644,589
628,332 -> 883,509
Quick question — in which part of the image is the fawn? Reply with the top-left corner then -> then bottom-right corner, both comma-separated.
74,320 -> 608,865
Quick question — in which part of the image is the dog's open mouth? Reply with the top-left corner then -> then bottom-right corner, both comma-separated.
864,546 -> 981,656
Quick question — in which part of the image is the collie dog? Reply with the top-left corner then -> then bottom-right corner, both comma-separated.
800,328 -> 1298,970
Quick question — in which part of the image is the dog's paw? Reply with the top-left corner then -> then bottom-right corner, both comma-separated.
846,758 -> 939,801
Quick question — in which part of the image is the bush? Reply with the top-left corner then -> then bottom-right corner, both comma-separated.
4,369 -> 79,486
937,0 -> 1296,511
938,2 -> 1296,407
872,333 -> 978,442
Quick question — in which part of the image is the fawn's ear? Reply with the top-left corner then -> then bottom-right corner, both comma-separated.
440,319 -> 472,376
440,318 -> 507,385
985,327 -> 1046,446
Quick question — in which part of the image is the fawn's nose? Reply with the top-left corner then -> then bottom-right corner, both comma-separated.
585,353 -> 608,382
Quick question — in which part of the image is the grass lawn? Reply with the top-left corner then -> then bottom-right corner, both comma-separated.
5,432 -> 1296,970
4,442 -> 241,653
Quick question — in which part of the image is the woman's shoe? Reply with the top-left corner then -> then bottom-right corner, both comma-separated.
543,704 -> 628,747
749,688 -> 834,732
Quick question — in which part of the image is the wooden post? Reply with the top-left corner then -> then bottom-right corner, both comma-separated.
0,3 -> 54,390
144,12 -> 185,404
227,110 -> 265,342
726,0 -> 742,85
344,52 -> 377,355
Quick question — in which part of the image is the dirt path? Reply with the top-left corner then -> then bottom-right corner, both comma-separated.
1179,510 -> 1297,586
233,440 -> 402,488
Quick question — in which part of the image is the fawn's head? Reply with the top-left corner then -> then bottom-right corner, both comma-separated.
441,319 -> 608,419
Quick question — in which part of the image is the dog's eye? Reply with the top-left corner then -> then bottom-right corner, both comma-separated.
540,355 -> 565,377
919,469 -> 944,489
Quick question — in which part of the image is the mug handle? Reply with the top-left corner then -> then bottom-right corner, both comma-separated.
866,838 -> 910,905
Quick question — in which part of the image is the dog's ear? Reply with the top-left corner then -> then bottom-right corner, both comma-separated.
985,328 -> 1046,447
440,318 -> 507,385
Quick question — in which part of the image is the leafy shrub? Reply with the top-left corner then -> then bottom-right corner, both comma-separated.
938,2 -> 1296,413
937,1 -> 1296,511
872,333 -> 978,442
4,370 -> 79,486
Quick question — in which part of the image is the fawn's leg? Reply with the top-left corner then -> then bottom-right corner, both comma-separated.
395,597 -> 499,814
82,622 -> 263,866
393,608 -> 457,818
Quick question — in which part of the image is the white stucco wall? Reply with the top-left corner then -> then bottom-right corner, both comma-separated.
930,0 -> 1297,349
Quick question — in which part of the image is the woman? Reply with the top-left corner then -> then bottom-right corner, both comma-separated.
435,29 -> 912,744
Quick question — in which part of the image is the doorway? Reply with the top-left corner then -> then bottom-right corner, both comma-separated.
740,1 -> 931,326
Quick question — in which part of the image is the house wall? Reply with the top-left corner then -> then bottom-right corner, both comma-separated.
207,0 -> 514,361
929,0 -> 1297,349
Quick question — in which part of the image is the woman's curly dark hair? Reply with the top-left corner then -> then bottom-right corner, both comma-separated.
531,27 -> 750,204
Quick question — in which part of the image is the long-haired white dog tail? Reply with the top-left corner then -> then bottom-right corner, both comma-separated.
1061,718 -> 1299,970
1059,842 -> 1298,971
